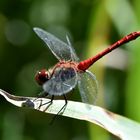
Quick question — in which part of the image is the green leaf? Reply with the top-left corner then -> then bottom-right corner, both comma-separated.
0,89 -> 140,140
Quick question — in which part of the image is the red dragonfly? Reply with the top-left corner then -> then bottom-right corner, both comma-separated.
34,27 -> 140,109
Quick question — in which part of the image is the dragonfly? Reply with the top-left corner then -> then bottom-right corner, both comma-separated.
33,27 -> 140,111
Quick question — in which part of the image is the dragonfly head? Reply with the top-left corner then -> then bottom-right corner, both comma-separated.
35,69 -> 49,85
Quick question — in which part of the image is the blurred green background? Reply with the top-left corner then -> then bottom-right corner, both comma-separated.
0,0 -> 140,140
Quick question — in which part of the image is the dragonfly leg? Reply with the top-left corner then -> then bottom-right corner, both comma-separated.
49,95 -> 68,125
40,95 -> 54,111
57,95 -> 67,115
34,94 -> 54,110
33,91 -> 48,102
32,91 -> 49,109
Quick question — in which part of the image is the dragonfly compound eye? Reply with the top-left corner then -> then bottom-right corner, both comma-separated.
35,69 -> 49,85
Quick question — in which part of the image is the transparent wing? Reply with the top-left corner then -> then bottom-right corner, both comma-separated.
66,35 -> 79,62
78,70 -> 98,104
33,27 -> 79,61
43,67 -> 77,96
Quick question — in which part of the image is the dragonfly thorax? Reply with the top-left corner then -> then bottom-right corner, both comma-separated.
40,61 -> 78,96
